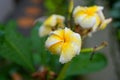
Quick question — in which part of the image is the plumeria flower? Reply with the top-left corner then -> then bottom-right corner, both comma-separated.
39,14 -> 65,37
45,27 -> 81,63
73,6 -> 112,36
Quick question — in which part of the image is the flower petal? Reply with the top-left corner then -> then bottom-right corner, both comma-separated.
59,42 -> 79,63
39,26 -> 51,37
45,29 -> 65,54
45,34 -> 63,48
64,28 -> 73,41
64,28 -> 81,51
56,15 -> 65,23
64,28 -> 81,46
73,6 -> 86,18
79,15 -> 96,28
97,10 -> 105,21
70,33 -> 81,55
59,28 -> 81,63
75,14 -> 86,25
92,14 -> 101,32
99,18 -> 112,30
44,15 -> 56,27
51,29 -> 64,39
48,41 -> 63,54
97,6 -> 104,11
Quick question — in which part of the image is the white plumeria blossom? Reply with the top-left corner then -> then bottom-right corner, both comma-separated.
73,6 -> 112,32
45,27 -> 81,63
39,14 -> 65,37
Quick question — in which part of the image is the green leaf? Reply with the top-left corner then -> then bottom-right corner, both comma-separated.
31,25 -> 42,65
0,24 -> 5,45
66,52 -> 107,76
31,22 -> 60,68
0,23 -> 5,30
48,55 -> 62,73
31,23 -> 50,65
0,20 -> 35,72
0,74 -> 9,80
0,31 -> 4,45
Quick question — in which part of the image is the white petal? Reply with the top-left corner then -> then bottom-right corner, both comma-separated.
99,18 -> 112,30
45,34 -> 63,48
75,14 -> 86,25
59,43 -> 75,63
51,29 -> 64,38
59,42 -> 80,64
97,6 -> 104,11
80,16 -> 96,28
92,14 -> 101,32
47,41 -> 63,54
59,29 -> 81,63
97,10 -> 105,21
55,14 -> 65,21
73,6 -> 80,16
71,33 -> 81,55
50,15 -> 57,27
50,14 -> 65,27
39,25 -> 51,37
73,6 -> 85,16
64,28 -> 81,55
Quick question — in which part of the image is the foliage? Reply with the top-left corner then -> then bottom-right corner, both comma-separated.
0,24 -> 5,46
44,0 -> 68,15
66,52 -> 107,76
110,0 -> 120,40
0,21 -> 34,72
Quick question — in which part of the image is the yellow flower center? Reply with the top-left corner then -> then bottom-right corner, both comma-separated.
85,6 -> 97,16
74,6 -> 98,18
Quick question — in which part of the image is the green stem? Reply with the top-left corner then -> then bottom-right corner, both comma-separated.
67,12 -> 71,28
81,41 -> 108,53
5,38 -> 35,72
67,0 -> 73,29
56,62 -> 71,80
81,48 -> 93,53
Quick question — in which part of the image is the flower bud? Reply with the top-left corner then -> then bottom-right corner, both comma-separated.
39,14 -> 65,37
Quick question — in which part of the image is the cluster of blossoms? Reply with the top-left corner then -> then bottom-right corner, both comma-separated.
38,5 -> 112,64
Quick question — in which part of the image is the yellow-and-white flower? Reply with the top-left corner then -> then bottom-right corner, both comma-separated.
45,27 -> 81,63
73,6 -> 112,32
39,14 -> 65,37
